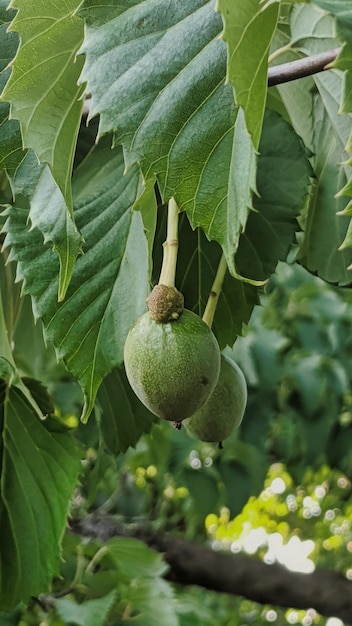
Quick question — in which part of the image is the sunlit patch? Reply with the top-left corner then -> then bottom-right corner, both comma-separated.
270,477 -> 286,494
324,509 -> 335,521
264,609 -> 277,622
146,465 -> 157,477
326,618 -> 343,626
286,494 -> 298,511
314,484 -> 326,498
286,610 -> 299,624
230,540 -> 241,553
337,476 -> 350,489
191,457 -> 202,469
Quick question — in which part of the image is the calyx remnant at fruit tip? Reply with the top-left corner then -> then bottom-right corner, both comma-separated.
147,284 -> 184,323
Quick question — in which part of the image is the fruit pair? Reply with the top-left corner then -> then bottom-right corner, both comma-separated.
124,297 -> 247,444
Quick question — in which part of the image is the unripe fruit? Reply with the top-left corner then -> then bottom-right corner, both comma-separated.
124,309 -> 221,423
185,353 -> 247,443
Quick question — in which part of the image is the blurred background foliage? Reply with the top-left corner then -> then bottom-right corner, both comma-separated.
2,255 -> 352,625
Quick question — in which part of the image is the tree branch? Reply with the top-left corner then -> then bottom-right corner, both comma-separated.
70,514 -> 352,624
268,48 -> 341,87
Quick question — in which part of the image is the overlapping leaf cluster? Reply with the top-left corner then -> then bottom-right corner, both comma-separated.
0,0 -> 352,614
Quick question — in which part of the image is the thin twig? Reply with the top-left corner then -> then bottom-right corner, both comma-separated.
268,47 -> 341,87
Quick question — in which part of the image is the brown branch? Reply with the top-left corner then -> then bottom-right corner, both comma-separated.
70,514 -> 352,624
268,48 -> 341,87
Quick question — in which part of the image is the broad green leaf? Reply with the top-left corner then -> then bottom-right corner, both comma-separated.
153,210 -> 259,349
107,537 -> 168,580
8,150 -> 83,300
56,590 -> 116,626
1,0 -> 85,212
0,4 -> 23,174
217,0 -> 279,149
3,140 -> 150,423
236,110 -> 312,282
78,0 -> 258,278
313,1 -> 352,117
0,383 -> 81,609
289,4 -> 352,275
97,367 -> 156,456
298,96 -> 352,285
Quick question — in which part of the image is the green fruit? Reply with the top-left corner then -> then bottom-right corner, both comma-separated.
124,309 -> 221,422
185,353 -> 247,443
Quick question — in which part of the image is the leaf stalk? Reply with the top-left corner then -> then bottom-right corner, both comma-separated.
158,197 -> 179,287
202,253 -> 227,329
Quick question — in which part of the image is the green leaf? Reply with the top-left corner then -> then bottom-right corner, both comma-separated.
124,577 -> 179,626
133,175 -> 157,273
1,0 -> 85,211
218,441 -> 267,515
3,140 -> 150,423
181,467 -> 220,519
236,109 -> 312,282
55,590 -> 116,626
288,4 -> 352,279
8,150 -> 83,300
0,4 -> 23,174
217,0 -> 279,149
298,96 -> 352,285
78,0 -> 258,278
269,27 -> 315,151
97,367 -> 156,456
107,537 -> 168,580
0,384 -> 81,609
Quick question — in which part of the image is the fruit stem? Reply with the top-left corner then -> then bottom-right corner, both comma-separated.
158,197 -> 179,288
202,253 -> 227,329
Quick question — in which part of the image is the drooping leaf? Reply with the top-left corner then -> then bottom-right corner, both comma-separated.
1,0 -> 85,211
0,1 -> 85,297
55,590 -> 116,626
3,140 -> 150,423
97,367 -> 156,456
8,150 -> 83,300
217,0 -> 279,150
0,383 -> 81,609
78,0 -> 258,278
